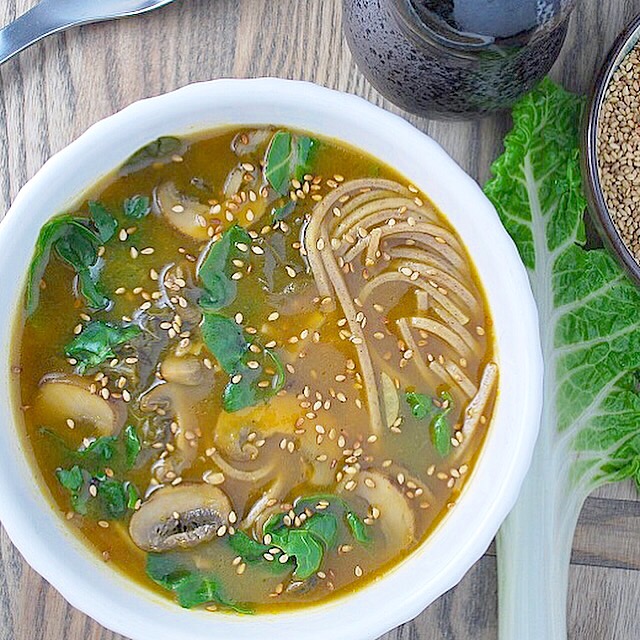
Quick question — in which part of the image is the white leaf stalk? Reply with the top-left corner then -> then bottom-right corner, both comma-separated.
484,79 -> 640,640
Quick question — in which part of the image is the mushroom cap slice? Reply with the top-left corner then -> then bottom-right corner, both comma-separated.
160,355 -> 205,386
129,483 -> 232,552
140,357 -> 215,483
346,470 -> 415,553
213,394 -> 335,484
155,182 -> 210,241
34,374 -> 126,436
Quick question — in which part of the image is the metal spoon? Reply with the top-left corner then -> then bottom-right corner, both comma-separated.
0,0 -> 178,66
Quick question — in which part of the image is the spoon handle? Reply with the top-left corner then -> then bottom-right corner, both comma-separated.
0,0 -> 73,66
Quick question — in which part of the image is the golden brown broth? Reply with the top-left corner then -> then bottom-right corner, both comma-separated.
14,127 -> 495,613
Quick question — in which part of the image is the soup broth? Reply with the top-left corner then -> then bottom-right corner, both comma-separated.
14,127 -> 497,613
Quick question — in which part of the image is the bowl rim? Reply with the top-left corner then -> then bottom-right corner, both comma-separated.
0,77 -> 543,640
583,11 -> 640,284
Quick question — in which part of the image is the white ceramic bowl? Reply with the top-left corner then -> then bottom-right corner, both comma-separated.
0,78 -> 542,640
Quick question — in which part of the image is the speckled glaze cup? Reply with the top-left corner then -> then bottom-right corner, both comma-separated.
343,0 -> 575,119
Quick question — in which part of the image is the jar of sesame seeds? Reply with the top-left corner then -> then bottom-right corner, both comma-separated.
343,0 -> 576,119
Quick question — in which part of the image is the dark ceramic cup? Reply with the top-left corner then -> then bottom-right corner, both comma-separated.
343,0 -> 576,120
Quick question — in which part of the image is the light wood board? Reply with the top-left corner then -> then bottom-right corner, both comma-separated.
1,1 -> 639,638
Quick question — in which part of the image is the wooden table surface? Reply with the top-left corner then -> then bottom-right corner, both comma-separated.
1,1 -> 639,638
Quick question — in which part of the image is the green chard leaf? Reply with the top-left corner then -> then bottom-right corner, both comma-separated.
260,494 -> 369,580
405,391 -> 435,420
200,314 -> 248,373
88,201 -> 118,243
65,320 -> 141,374
264,131 -> 318,195
56,465 -> 91,515
146,553 -> 252,613
56,427 -> 141,520
26,215 -> 76,315
197,225 -> 252,311
345,511 -> 371,545
201,313 -> 286,413
123,424 -> 142,468
227,531 -> 291,574
227,530 -> 272,562
122,136 -> 182,171
95,478 -> 129,520
265,520 -> 324,580
485,78 -> 640,637
406,390 -> 453,457
221,347 -> 285,413
123,194 -> 151,219
26,210 -> 117,315
296,494 -> 372,546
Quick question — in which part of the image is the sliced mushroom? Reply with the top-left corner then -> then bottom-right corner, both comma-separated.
231,128 -> 274,156
160,354 -> 204,386
345,469 -> 415,554
34,373 -> 126,436
155,182 -> 210,241
140,356 -> 214,483
129,483 -> 231,552
214,393 -> 335,485
223,165 -> 247,199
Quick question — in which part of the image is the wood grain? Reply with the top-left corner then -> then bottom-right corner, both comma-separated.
1,1 -> 640,639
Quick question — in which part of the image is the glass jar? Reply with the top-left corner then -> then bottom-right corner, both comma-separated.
342,0 -> 576,119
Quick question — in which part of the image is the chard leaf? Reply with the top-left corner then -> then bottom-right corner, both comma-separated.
26,213 -> 114,314
485,78 -> 640,639
56,465 -> 91,515
96,479 -> 128,520
227,530 -> 272,562
124,424 -> 142,468
123,195 -> 151,219
280,530 -> 324,580
65,320 -> 141,374
88,201 -> 118,243
76,268 -> 110,311
202,313 -> 286,413
122,136 -> 181,170
262,501 -> 361,579
405,392 -> 434,420
56,465 -> 136,521
201,314 -> 248,373
26,215 -> 76,316
197,225 -> 252,311
146,552 -> 252,613
302,512 -> 338,549
56,426 -> 142,519
345,511 -> 371,545
227,531 -> 292,574
406,390 -> 453,456
265,524 -> 324,580
221,347 -> 285,413
264,131 -> 317,195
296,494 -> 372,546
430,413 -> 451,457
